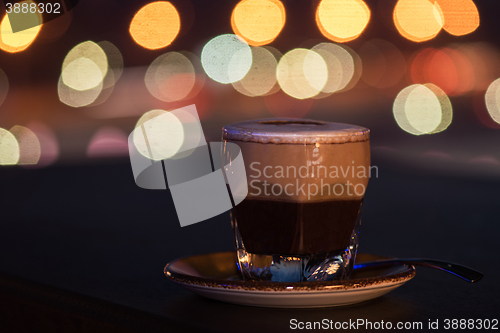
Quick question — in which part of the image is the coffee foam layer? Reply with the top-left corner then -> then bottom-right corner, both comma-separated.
223,118 -> 369,144
227,140 -> 371,202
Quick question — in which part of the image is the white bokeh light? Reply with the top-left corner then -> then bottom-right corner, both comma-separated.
201,34 -> 252,84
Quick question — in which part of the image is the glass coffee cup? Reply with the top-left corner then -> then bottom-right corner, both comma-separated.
222,119 -> 370,282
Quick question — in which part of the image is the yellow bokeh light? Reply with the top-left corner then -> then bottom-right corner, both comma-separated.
62,41 -> 108,91
232,46 -> 278,97
167,107 -> 203,160
0,1 -> 42,53
276,48 -> 327,99
133,110 -> 185,160
312,43 -> 355,94
485,78 -> 500,125
62,57 -> 104,91
98,41 -> 124,88
9,125 -> 40,165
316,0 -> 370,43
59,41 -> 110,107
145,52 -> 196,102
87,69 -> 115,107
129,1 -> 180,50
231,0 -> 286,46
393,84 -> 452,135
394,0 -> 444,42
0,127 -> 19,165
434,0 -> 479,36
58,75 -> 103,107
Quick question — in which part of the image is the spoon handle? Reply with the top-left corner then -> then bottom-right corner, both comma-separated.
354,258 -> 483,283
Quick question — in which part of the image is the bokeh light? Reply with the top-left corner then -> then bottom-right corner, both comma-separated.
485,78 -> 500,124
201,34 -> 252,84
457,43 -> 500,91
232,46 -> 278,97
133,110 -> 185,160
423,48 -> 458,94
410,47 -> 475,96
311,43 -> 354,94
27,122 -> 59,167
316,0 -> 370,43
59,41 -> 113,107
145,52 -> 196,102
168,107 -> 204,160
9,125 -> 40,165
86,69 -> 115,107
83,41 -> 124,107
0,1 -> 42,53
129,1 -> 180,50
394,0 -> 443,42
393,84 -> 452,135
180,51 -> 207,100
261,46 -> 283,95
434,0 -> 479,36
98,41 -> 124,88
442,47 -> 475,95
0,127 -> 19,165
276,48 -> 327,99
63,58 -> 104,91
58,75 -> 103,107
87,127 -> 129,158
62,41 -> 108,91
0,68 -> 8,107
231,0 -> 286,46
358,39 -> 405,88
338,44 -> 363,92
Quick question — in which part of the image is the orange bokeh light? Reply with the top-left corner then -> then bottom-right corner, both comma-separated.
0,1 -> 43,53
442,47 -> 475,95
433,0 -> 479,36
425,49 -> 458,95
231,0 -> 286,46
316,0 -> 370,43
394,0 -> 443,42
410,47 -> 475,96
129,1 -> 180,50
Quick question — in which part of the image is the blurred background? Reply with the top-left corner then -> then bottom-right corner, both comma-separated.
0,0 -> 499,180
1,1 -> 499,327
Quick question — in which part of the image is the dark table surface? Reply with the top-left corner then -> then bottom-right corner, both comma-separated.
0,158 -> 498,332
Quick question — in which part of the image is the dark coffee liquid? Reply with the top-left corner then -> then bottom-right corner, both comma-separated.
233,198 -> 363,255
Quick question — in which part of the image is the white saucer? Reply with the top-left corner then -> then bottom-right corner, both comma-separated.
164,252 -> 415,308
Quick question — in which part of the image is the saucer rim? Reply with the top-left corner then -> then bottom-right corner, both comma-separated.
164,252 -> 416,292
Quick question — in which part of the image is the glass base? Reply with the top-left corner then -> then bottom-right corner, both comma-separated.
232,208 -> 361,282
